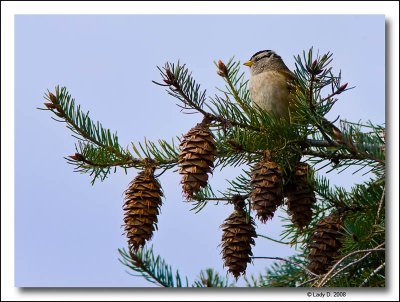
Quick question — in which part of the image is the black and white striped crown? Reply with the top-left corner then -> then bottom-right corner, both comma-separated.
250,50 -> 281,62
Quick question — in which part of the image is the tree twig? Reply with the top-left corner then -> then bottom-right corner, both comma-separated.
375,186 -> 385,225
161,65 -> 262,132
303,150 -> 377,162
359,262 -> 385,287
256,234 -> 290,245
297,276 -> 319,287
251,256 -> 320,278
190,194 -> 249,202
47,89 -> 133,162
315,243 -> 385,287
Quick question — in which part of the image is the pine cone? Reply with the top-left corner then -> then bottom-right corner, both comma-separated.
179,122 -> 217,198
307,212 -> 343,274
221,198 -> 257,279
250,158 -> 283,223
285,162 -> 316,230
123,166 -> 163,252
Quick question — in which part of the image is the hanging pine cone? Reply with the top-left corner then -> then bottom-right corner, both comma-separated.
250,154 -> 283,223
179,120 -> 217,199
220,197 -> 257,279
123,165 -> 163,252
285,162 -> 316,230
307,212 -> 343,274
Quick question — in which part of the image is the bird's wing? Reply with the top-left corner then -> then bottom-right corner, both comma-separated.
281,70 -> 297,92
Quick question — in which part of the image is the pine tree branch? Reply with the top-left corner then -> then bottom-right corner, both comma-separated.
358,262 -> 385,287
303,150 -> 379,162
312,174 -> 349,209
305,139 -> 334,148
43,86 -> 132,161
220,135 -> 383,165
190,197 -> 232,202
192,268 -> 231,287
320,87 -> 348,103
67,153 -> 141,169
154,62 -> 261,132
44,88 -> 184,173
251,256 -> 320,278
307,74 -> 338,148
216,59 -> 250,111
375,186 -> 385,225
256,234 -> 290,245
191,194 -> 249,203
297,276 -> 319,287
314,243 -> 385,287
118,247 -> 188,287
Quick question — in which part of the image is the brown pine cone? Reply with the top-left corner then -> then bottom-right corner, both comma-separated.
285,162 -> 316,230
307,212 -> 343,274
250,158 -> 283,223
123,166 -> 163,251
179,122 -> 217,198
221,198 -> 257,279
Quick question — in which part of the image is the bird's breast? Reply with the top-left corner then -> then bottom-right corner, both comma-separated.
249,71 -> 290,120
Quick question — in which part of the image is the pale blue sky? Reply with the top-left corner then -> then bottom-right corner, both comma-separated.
15,15 -> 384,287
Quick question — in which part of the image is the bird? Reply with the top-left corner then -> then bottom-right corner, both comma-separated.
243,50 -> 295,121
244,49 -> 343,143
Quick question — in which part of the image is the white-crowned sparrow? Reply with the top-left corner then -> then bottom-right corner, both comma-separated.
244,50 -> 343,141
244,50 -> 294,121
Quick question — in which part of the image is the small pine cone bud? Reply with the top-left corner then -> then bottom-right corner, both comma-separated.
250,158 -> 283,223
307,212 -> 343,274
179,122 -> 217,199
217,59 -> 227,76
285,163 -> 316,230
69,153 -> 85,161
44,102 -> 57,109
165,68 -> 174,81
311,59 -> 318,71
338,83 -> 348,93
48,92 -> 57,103
220,201 -> 257,279
123,166 -> 163,252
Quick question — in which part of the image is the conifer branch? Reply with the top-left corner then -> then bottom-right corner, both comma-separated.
154,61 -> 261,132
314,243 -> 385,287
42,88 -> 181,174
118,246 -> 188,287
119,247 -> 232,287
216,59 -> 251,113
43,86 -> 131,161
256,234 -> 290,245
359,262 -> 385,287
303,150 -> 375,161
251,256 -> 320,277
193,269 -> 231,287
297,276 -> 319,287
191,194 -> 249,203
375,186 -> 385,225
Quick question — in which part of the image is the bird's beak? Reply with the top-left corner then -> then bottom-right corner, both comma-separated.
243,60 -> 253,67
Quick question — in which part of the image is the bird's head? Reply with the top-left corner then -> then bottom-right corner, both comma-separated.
244,50 -> 284,75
